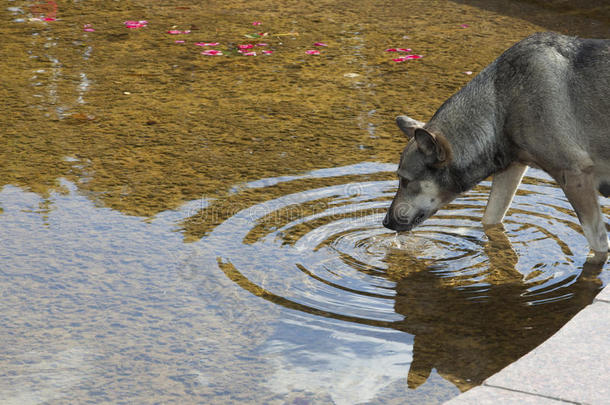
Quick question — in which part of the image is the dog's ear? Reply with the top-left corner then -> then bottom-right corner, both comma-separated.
414,128 -> 452,167
396,115 -> 425,138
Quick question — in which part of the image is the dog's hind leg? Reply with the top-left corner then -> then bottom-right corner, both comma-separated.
482,162 -> 528,226
554,168 -> 608,264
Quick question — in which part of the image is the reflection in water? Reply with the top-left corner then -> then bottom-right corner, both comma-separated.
201,165 -> 607,395
1,0 -> 608,403
390,228 -> 603,390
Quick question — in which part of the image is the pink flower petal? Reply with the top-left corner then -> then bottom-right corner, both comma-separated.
202,50 -> 223,56
195,42 -> 220,46
385,48 -> 398,52
238,44 -> 254,50
44,17 -> 56,21
166,29 -> 191,34
314,42 -> 327,47
397,48 -> 412,52
84,28 -> 95,32
262,50 -> 273,54
306,50 -> 320,55
242,51 -> 257,56
252,21 -> 262,26
393,54 -> 423,62
460,24 -> 470,28
464,71 -> 473,75
256,43 -> 268,46
125,20 -> 148,29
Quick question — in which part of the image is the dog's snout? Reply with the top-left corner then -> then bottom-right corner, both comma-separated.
382,213 -> 395,230
383,201 -> 427,232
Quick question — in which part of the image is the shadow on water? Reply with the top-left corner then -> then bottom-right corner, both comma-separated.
453,0 -> 609,35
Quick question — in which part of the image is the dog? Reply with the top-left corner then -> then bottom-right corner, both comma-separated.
383,32 -> 609,263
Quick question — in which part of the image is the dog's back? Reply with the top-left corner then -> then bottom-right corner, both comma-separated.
495,33 -> 609,173
429,32 -> 609,193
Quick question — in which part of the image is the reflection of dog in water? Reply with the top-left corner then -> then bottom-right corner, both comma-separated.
385,226 -> 603,391
383,32 -> 609,264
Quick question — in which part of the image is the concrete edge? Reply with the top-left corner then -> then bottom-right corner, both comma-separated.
444,284 -> 610,405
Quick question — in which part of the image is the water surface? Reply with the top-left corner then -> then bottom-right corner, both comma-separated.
0,0 -> 608,404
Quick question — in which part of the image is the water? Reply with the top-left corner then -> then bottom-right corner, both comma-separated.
0,0 -> 608,404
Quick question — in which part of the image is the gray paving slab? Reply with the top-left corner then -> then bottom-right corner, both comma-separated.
595,285 -> 610,303
485,301 -> 610,404
444,386 -> 572,404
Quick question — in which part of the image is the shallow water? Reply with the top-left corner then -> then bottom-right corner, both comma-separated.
1,0 -> 608,404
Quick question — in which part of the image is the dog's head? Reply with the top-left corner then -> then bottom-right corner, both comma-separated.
383,115 -> 458,232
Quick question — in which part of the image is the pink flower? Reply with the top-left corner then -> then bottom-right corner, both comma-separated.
262,50 -> 273,54
256,43 -> 268,46
83,24 -> 95,32
202,50 -> 223,56
385,48 -> 398,52
44,17 -> 56,21
167,29 -> 190,34
460,24 -> 470,28
397,48 -> 412,52
195,42 -> 220,46
314,42 -> 327,47
242,51 -> 257,56
306,50 -> 320,55
252,21 -> 262,26
238,44 -> 255,50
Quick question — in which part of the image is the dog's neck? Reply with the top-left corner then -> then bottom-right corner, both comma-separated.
426,67 -> 515,192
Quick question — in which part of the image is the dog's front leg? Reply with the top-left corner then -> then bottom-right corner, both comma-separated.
482,162 -> 528,226
554,168 -> 608,264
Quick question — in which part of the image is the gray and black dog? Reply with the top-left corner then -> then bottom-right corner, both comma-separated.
383,32 -> 609,263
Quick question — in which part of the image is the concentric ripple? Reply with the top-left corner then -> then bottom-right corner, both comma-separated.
199,163 -> 606,329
